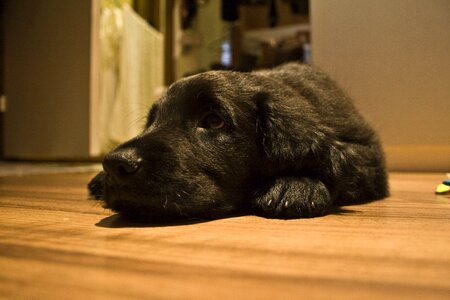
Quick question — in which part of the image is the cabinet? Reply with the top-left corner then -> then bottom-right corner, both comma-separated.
4,0 -> 100,159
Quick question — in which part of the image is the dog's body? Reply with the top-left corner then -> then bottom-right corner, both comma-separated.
89,63 -> 388,221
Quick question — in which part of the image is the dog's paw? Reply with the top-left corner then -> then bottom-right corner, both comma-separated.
253,177 -> 332,218
88,171 -> 106,200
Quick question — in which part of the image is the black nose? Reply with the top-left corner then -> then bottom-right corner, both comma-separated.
103,148 -> 143,180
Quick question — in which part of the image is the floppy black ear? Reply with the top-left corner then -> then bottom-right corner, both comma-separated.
87,171 -> 106,200
255,92 -> 334,174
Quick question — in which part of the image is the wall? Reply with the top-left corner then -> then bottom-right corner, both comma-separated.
4,0 -> 92,159
311,0 -> 450,171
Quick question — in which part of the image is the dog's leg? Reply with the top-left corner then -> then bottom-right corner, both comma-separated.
88,171 -> 106,200
329,141 -> 389,205
253,177 -> 332,219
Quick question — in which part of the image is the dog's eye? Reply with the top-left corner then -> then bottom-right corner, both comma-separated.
199,112 -> 225,129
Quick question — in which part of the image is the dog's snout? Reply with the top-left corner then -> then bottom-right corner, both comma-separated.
103,149 -> 143,180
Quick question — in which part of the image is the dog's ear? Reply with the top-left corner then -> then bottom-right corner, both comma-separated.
255,92 -> 334,174
87,171 -> 106,200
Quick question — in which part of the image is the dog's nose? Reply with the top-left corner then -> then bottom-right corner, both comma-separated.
103,148 -> 143,180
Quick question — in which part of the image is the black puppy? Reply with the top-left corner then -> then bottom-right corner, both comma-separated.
88,63 -> 388,221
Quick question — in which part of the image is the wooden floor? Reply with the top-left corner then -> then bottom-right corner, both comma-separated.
0,172 -> 449,299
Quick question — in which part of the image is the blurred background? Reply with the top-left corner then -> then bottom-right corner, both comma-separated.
1,0 -> 449,171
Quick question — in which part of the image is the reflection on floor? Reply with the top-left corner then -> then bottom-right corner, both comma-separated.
0,161 -> 102,177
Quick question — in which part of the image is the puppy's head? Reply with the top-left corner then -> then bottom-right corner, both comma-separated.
90,68 -> 331,221
96,71 -> 267,221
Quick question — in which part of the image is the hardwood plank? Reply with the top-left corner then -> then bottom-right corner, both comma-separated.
0,172 -> 449,299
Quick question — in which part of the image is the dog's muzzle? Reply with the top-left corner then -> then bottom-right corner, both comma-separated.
101,147 -> 148,213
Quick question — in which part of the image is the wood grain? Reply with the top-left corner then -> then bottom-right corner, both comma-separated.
0,172 -> 449,299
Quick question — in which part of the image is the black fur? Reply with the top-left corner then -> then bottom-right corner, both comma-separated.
88,63 -> 388,221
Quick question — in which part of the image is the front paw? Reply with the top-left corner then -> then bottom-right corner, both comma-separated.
253,177 -> 332,218
88,171 -> 106,200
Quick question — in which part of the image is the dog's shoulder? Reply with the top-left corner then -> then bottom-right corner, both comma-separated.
253,63 -> 354,114
254,63 -> 324,84
254,63 -> 377,144
255,63 -> 344,102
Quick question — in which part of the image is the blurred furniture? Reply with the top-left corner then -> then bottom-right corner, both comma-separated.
4,0 -> 97,159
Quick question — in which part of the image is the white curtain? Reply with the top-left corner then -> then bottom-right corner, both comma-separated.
99,4 -> 164,154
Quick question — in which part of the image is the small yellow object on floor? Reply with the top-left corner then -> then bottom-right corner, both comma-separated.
436,183 -> 450,194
